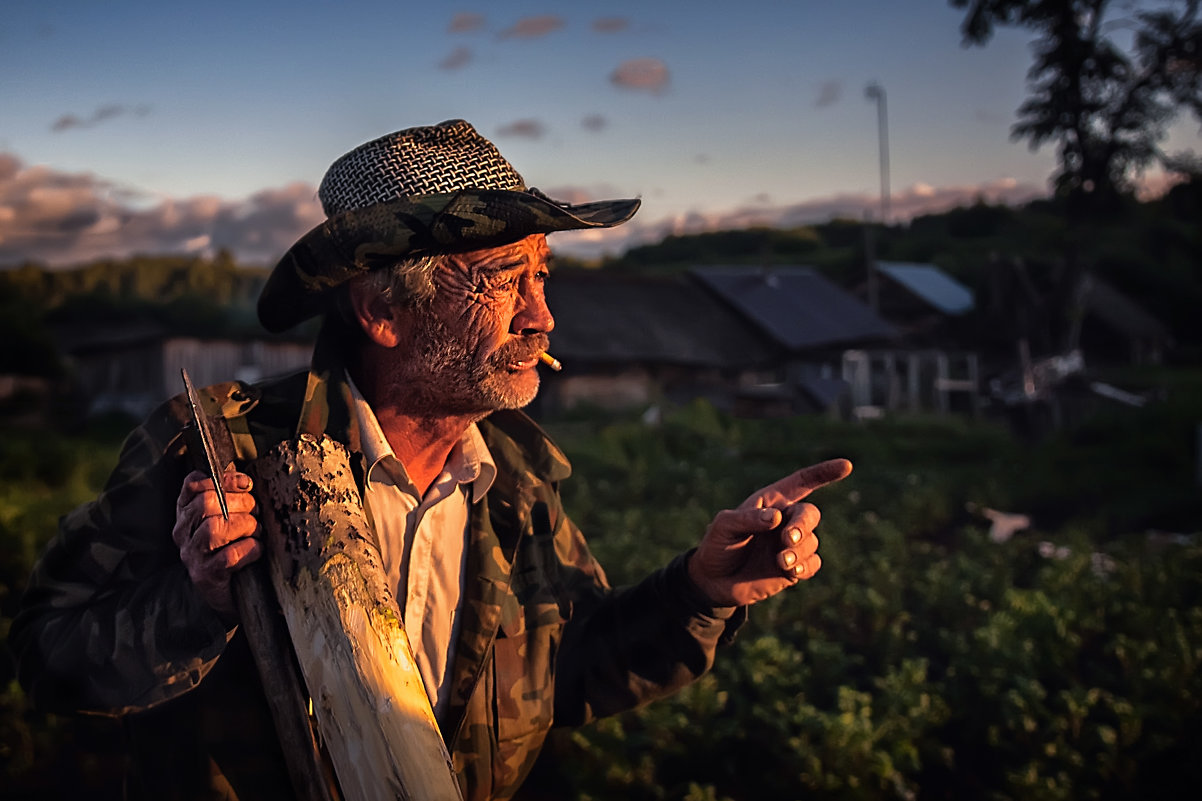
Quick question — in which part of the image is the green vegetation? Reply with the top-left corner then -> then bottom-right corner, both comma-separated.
0,426 -> 128,798
522,383 -> 1202,800
2,375 -> 1199,799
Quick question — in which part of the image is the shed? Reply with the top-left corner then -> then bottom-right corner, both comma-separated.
875,262 -> 974,315
1073,273 -> 1172,365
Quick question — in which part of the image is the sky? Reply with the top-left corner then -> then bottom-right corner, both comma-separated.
2,0 -> 1199,267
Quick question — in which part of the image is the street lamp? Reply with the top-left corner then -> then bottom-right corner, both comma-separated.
865,81 -> 891,223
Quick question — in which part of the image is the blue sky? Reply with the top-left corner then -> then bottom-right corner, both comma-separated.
2,1 -> 1197,266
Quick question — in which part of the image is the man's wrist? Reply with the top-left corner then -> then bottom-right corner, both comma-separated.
681,549 -> 737,615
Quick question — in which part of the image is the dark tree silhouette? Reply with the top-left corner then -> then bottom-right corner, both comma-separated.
952,0 -> 1202,213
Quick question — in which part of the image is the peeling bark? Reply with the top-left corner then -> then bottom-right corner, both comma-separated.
256,434 -> 463,801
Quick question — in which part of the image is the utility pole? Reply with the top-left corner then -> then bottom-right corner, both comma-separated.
865,81 -> 890,223
864,81 -> 891,314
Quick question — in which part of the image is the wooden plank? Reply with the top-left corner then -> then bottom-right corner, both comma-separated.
255,434 -> 463,801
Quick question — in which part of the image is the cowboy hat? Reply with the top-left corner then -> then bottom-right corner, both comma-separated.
257,119 -> 640,332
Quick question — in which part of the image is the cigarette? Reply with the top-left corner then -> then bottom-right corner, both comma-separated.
539,351 -> 563,371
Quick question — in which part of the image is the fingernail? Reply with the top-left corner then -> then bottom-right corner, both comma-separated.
761,509 -> 776,523
783,551 -> 796,567
788,528 -> 802,544
235,474 -> 252,490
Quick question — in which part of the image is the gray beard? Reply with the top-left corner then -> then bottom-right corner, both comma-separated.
396,306 -> 544,417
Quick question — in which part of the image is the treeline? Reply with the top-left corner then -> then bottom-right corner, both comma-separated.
0,252 -> 275,377
1,248 -> 268,308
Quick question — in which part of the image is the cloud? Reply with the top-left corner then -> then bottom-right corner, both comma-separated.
0,153 -> 1064,267
499,15 -> 563,39
496,119 -> 546,139
610,58 -> 670,93
448,12 -> 485,33
51,103 -> 151,132
695,179 -> 1047,230
535,182 -> 633,208
581,114 -> 608,132
1134,168 -> 1188,200
550,178 -> 1050,259
592,17 -> 630,33
0,154 -> 324,267
0,153 -> 20,183
439,46 -> 473,70
814,80 -> 842,108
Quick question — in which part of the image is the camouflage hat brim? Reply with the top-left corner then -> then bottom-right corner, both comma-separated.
258,188 -> 640,332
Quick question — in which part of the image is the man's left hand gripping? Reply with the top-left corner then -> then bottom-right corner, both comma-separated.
687,459 -> 853,607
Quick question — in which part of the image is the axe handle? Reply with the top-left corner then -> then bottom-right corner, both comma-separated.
233,564 -> 340,801
181,378 -> 338,800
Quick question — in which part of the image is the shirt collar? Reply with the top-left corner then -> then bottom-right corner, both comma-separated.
346,372 -> 496,502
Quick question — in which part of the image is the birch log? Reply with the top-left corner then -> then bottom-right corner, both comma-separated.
255,434 -> 463,801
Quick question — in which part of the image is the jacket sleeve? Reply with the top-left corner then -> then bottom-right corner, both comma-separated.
9,401 -> 235,716
547,494 -> 746,727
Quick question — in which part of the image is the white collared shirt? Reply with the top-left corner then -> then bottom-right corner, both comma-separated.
347,376 -> 497,721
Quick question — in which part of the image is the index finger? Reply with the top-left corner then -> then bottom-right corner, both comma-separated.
740,458 -> 853,510
178,469 -> 214,505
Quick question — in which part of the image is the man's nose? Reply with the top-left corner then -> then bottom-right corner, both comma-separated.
511,281 -> 555,336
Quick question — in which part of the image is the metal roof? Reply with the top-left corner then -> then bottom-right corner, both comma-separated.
545,272 -> 775,367
876,262 -> 975,315
690,266 -> 896,351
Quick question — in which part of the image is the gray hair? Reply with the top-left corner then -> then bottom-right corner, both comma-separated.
333,252 -> 445,332
361,252 -> 445,307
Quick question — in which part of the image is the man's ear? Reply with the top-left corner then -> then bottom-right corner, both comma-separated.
347,277 -> 403,348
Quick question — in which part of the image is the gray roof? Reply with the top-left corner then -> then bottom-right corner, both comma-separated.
545,272 -> 774,367
876,262 -> 975,315
690,266 -> 896,351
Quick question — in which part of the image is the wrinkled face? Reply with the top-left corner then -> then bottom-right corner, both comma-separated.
402,234 -> 555,415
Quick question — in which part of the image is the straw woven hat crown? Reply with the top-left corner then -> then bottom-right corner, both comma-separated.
258,119 -> 640,332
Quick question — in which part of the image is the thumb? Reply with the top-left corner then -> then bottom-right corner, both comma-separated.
706,506 -> 783,545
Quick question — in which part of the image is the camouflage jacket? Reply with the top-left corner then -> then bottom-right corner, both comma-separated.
11,321 -> 743,801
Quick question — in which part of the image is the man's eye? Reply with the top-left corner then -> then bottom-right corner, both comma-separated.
473,275 -> 518,295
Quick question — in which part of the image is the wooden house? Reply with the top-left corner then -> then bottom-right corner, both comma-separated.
690,266 -> 897,416
57,323 -> 313,418
539,272 -> 776,414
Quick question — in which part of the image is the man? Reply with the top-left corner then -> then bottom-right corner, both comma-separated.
11,120 -> 852,801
